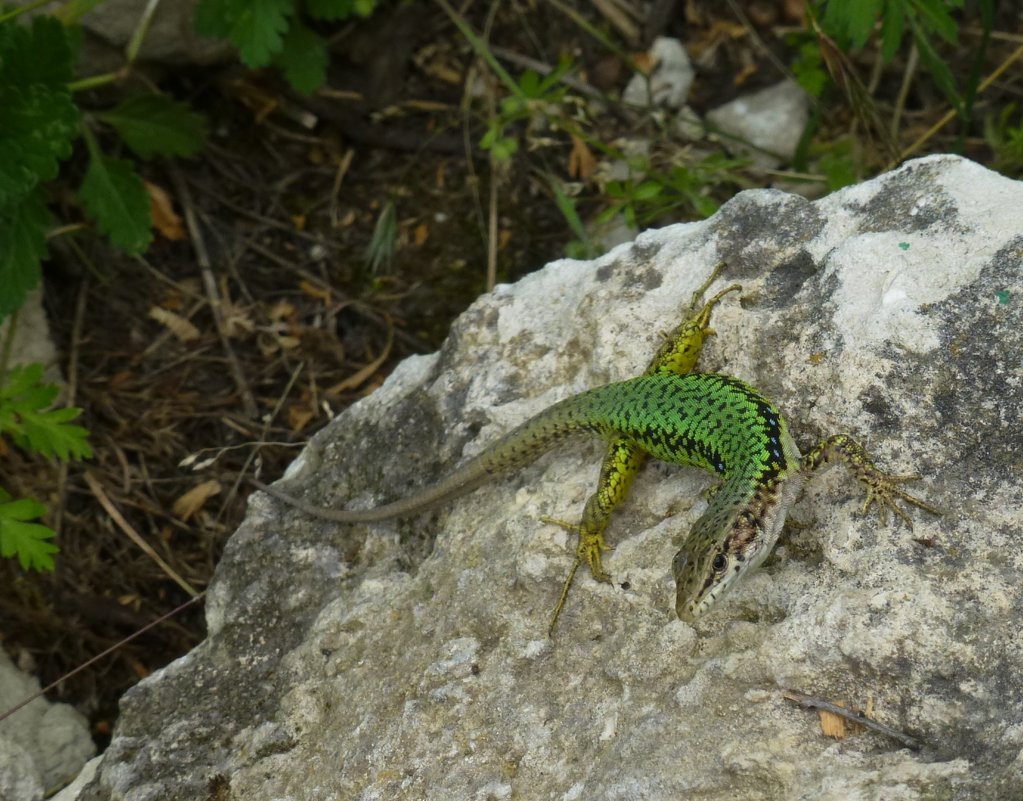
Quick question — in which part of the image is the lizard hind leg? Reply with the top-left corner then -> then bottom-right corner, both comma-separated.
541,514 -> 614,582
802,433 -> 943,526
544,516 -> 613,636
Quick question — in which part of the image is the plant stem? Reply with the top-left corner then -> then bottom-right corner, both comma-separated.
68,70 -> 126,93
126,0 -> 162,64
0,0 -> 56,24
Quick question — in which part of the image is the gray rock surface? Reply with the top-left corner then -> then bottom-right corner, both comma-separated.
622,37 -> 694,109
80,0 -> 229,66
74,155 -> 1022,800
707,80 -> 810,168
0,288 -> 63,387
0,648 -> 94,800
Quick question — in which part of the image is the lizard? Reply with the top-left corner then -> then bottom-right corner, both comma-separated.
251,262 -> 939,631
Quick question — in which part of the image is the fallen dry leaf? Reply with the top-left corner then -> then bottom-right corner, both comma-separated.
287,403 -> 316,433
633,50 -> 655,75
146,181 -> 185,241
172,479 -> 222,521
148,306 -> 200,342
269,299 -> 297,321
221,300 -> 255,338
568,134 -> 597,180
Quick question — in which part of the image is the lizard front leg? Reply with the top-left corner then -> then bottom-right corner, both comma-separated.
802,433 -> 941,524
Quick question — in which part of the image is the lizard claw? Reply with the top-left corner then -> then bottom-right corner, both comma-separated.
861,473 -> 942,527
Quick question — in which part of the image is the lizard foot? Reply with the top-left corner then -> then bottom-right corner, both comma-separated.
860,471 -> 943,527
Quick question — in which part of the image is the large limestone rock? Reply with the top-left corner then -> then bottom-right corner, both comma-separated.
73,155 -> 1022,799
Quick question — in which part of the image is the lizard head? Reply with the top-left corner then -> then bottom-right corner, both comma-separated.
672,477 -> 801,623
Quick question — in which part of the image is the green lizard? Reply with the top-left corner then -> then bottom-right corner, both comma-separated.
252,262 -> 939,630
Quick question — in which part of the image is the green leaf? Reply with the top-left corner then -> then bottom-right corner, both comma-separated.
909,14 -> 961,115
0,363 -> 92,461
879,0 -> 907,60
194,0 -> 294,67
0,362 -> 45,400
0,18 -> 78,206
490,136 -> 518,161
0,187 -> 49,321
549,180 -> 589,247
78,153 -> 152,254
823,0 -> 883,49
273,19 -> 328,94
633,181 -> 663,201
95,94 -> 208,160
911,0 -> 959,43
363,199 -> 396,275
304,0 -> 356,20
0,83 -> 79,206
0,15 -> 74,89
818,140 -> 859,191
20,406 -> 92,461
518,70 -> 541,98
792,41 -> 828,97
0,495 -> 57,571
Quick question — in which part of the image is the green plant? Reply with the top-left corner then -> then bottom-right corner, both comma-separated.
479,60 -> 574,162
0,4 -> 207,570
985,104 -> 1023,176
194,0 -> 378,94
550,180 -> 596,260
0,10 -> 207,322
364,199 -> 397,274
814,0 -> 965,116
0,363 -> 91,571
814,138 -> 860,191
596,153 -> 745,230
790,36 -> 829,100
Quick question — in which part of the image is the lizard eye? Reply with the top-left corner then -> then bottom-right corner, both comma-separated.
712,553 -> 727,573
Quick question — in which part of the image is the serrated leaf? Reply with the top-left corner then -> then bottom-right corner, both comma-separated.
273,19 -> 327,94
96,94 -> 208,160
911,0 -> 959,44
0,83 -> 79,206
0,15 -> 74,89
21,407 -> 92,460
0,363 -> 44,400
0,187 -> 49,320
0,497 -> 57,571
0,364 -> 92,461
824,0 -> 883,49
194,0 -> 294,66
304,0 -> 355,20
193,0 -> 234,37
78,154 -> 153,254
